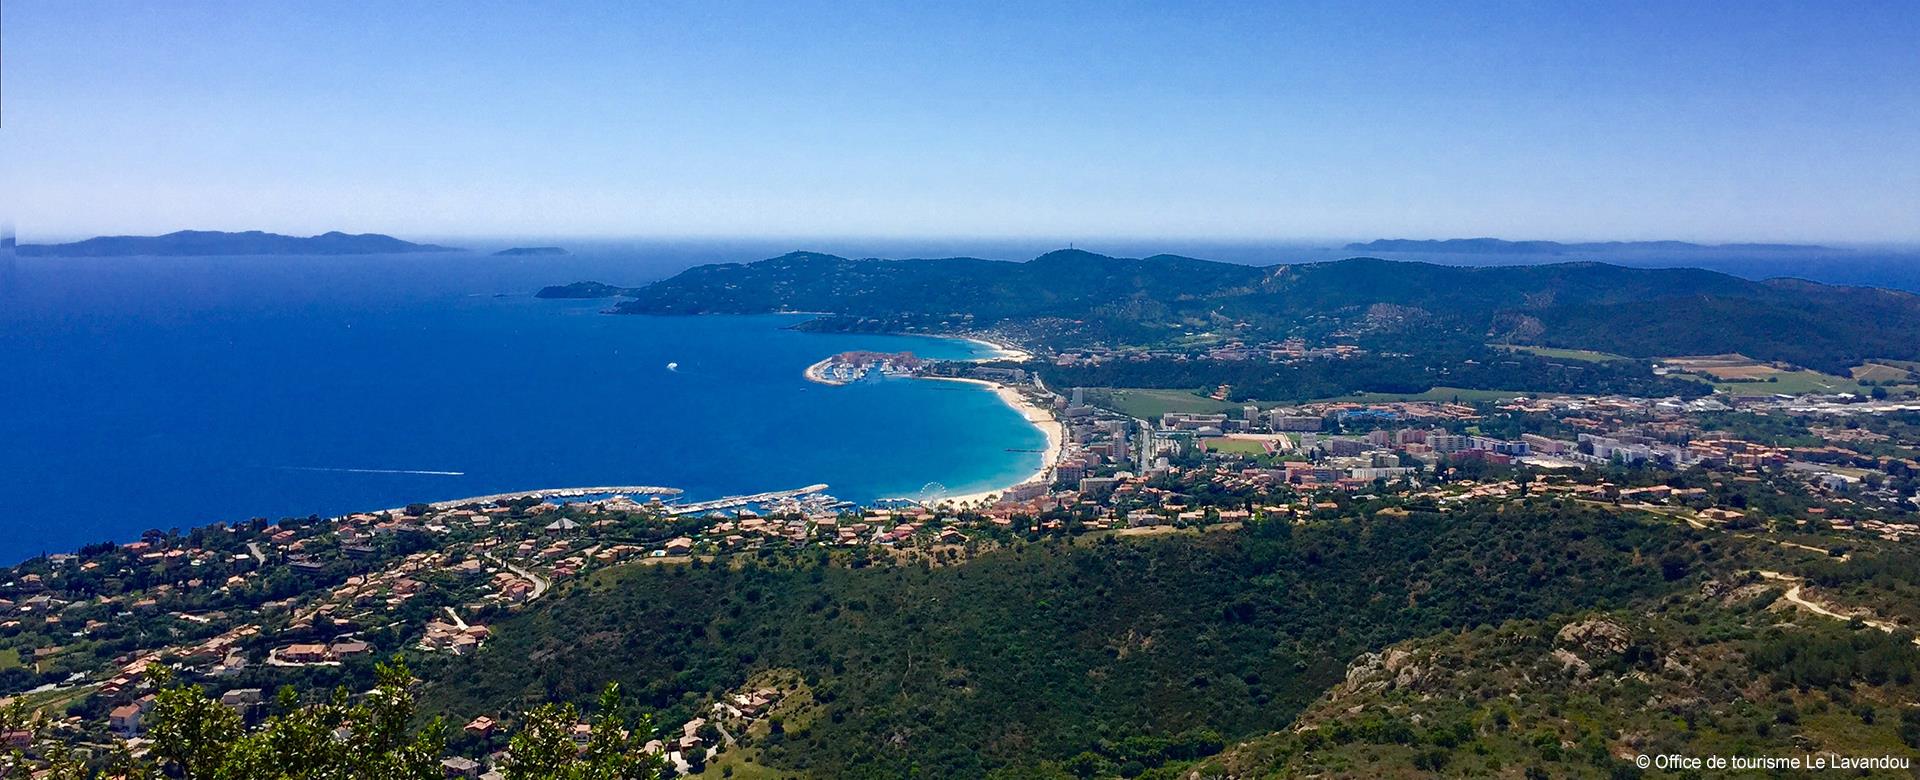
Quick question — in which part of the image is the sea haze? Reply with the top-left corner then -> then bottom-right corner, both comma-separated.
0,250 -> 1044,563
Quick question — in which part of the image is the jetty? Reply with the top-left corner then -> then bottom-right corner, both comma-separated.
385,485 -> 684,513
666,484 -> 830,516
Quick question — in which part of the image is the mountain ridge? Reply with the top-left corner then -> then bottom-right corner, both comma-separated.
556,249 -> 1920,373
17,230 -> 463,256
1346,237 -> 1833,254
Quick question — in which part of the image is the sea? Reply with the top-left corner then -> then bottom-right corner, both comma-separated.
0,243 -> 1048,563
5,237 -> 1919,563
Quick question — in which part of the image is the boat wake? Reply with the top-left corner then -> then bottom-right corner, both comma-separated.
275,466 -> 466,476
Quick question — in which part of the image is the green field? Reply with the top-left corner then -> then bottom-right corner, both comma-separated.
1082,385 -> 1538,415
1082,388 -> 1246,418
1492,344 -> 1630,362
1708,370 -> 1850,394
0,647 -> 20,671
1701,370 -> 1917,396
692,748 -> 795,779
1851,361 -> 1920,382
1202,437 -> 1270,456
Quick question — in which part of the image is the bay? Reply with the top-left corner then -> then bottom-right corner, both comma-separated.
0,250 -> 1043,562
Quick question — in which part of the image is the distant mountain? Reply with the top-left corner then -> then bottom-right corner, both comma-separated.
1345,238 -> 1831,254
588,249 -> 1920,373
16,230 -> 463,256
493,246 -> 570,257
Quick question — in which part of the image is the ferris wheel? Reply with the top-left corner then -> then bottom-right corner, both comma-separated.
916,481 -> 950,505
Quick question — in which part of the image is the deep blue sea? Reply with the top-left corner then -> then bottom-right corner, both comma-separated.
0,248 -> 1044,563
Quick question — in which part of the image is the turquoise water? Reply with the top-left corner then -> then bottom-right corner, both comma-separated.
0,252 -> 1043,562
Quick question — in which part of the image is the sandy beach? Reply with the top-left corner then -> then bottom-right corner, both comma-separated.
959,336 -> 1034,363
917,376 -> 1063,507
800,334 -> 1054,507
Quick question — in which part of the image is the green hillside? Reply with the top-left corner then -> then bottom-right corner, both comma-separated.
572,251 -> 1920,374
425,503 -> 1700,777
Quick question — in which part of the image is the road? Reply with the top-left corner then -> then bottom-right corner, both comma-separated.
1756,570 -> 1916,644
483,554 -> 549,601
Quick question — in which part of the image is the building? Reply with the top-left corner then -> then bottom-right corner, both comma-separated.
441,756 -> 482,778
110,702 -> 147,737
1270,413 -> 1322,431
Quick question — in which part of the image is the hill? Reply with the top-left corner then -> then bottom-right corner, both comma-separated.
534,280 -> 631,299
591,250 -> 1920,374
1345,238 -> 1832,254
493,246 -> 570,256
424,503 -> 1701,777
16,230 -> 463,256
1199,576 -> 1920,778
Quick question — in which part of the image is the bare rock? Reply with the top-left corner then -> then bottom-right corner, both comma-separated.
1556,617 -> 1631,657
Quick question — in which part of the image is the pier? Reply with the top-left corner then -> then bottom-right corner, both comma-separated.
666,484 -> 830,516
384,484 -> 685,513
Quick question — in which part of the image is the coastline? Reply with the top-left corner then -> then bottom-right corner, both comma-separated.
957,336 -> 1033,363
802,356 -> 845,385
800,333 -> 1053,506
916,376 -> 1062,507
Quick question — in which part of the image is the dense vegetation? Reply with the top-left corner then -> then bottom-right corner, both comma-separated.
2,661 -> 667,779
1033,347 -> 1706,402
1201,588 -> 1920,779
427,503 -> 1705,777
563,250 -> 1920,373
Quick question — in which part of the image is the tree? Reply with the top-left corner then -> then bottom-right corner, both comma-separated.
141,658 -> 446,779
506,683 -> 668,780
145,666 -> 244,777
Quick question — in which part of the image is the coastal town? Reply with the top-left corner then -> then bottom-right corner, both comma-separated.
4,339 -> 1920,777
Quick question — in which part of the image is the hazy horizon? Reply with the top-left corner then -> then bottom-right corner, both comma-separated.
15,228 -> 1920,251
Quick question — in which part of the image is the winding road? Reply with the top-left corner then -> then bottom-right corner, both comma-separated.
1756,570 -> 1916,644
483,554 -> 549,601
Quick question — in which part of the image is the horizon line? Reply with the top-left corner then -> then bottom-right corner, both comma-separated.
14,229 -> 1920,250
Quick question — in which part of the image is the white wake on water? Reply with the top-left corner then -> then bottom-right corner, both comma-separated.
275,466 -> 466,476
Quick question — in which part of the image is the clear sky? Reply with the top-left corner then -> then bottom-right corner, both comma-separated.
3,1 -> 1917,242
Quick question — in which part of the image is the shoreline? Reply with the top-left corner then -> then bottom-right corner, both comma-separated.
955,335 -> 1033,363
802,356 -> 846,385
800,331 -> 1052,506
915,376 -> 1063,507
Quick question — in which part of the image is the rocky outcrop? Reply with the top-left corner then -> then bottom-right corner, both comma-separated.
1334,646 -> 1428,699
1555,617 -> 1631,656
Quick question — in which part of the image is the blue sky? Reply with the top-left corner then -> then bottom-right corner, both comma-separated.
4,1 -> 1917,242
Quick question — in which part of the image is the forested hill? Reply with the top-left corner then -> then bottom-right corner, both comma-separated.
425,504 -> 1699,778
568,250 -> 1920,373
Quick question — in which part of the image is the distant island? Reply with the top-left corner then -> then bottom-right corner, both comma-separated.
16,230 -> 463,257
1345,237 -> 1831,254
536,280 -> 630,299
492,246 -> 570,256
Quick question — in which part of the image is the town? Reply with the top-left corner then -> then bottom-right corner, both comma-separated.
4,348 -> 1920,777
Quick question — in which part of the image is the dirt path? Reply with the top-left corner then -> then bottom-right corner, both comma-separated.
1756,570 -> 1915,644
